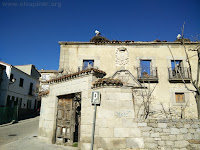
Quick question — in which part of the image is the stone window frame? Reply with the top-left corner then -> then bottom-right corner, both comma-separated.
136,56 -> 156,68
166,56 -> 187,69
78,55 -> 100,70
170,88 -> 190,106
166,56 -> 188,80
136,56 -> 156,76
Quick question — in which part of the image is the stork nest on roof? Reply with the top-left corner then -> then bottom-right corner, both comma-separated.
174,38 -> 191,42
90,36 -> 110,43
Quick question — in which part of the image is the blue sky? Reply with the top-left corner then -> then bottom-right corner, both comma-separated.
1,0 -> 200,70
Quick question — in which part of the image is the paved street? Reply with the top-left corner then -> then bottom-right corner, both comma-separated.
0,116 -> 39,146
0,116 -> 79,150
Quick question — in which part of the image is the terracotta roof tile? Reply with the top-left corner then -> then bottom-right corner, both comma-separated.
92,78 -> 123,88
39,90 -> 49,96
47,68 -> 106,84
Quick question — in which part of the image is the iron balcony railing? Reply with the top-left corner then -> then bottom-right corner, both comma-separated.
78,66 -> 99,72
137,67 -> 158,80
168,67 -> 190,80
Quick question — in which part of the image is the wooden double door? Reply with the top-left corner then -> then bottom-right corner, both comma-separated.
56,94 -> 80,145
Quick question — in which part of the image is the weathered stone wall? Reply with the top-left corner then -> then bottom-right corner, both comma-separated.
137,119 -> 200,150
81,86 -> 139,150
81,86 -> 200,150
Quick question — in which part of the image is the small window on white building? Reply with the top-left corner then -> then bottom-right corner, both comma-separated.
18,98 -> 22,107
12,96 -> 15,101
29,83 -> 33,95
19,78 -> 24,87
10,74 -> 14,82
27,100 -> 32,109
6,95 -> 10,106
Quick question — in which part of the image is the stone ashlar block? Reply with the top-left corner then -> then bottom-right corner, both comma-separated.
138,123 -> 147,127
126,138 -> 144,149
141,127 -> 152,131
151,133 -> 160,138
161,136 -> 170,141
144,137 -> 155,143
81,143 -> 91,150
129,128 -> 142,137
154,138 -> 161,141
170,128 -> 180,134
176,134 -> 184,140
81,125 -> 92,134
99,128 -> 114,138
121,118 -> 138,128
154,128 -> 163,132
148,123 -> 158,128
106,93 -> 132,101
157,123 -> 168,128
169,135 -> 176,140
184,124 -> 190,128
142,132 -> 150,137
163,129 -> 170,133
196,128 -> 200,133
183,133 -> 193,140
165,141 -> 174,146
175,122 -> 184,128
189,129 -> 196,133
119,100 -> 134,110
114,128 -> 129,138
106,118 -> 123,128
175,141 -> 189,148
158,141 -> 165,146
144,143 -> 158,149
180,128 -> 188,134
101,138 -> 126,149
191,124 -> 199,128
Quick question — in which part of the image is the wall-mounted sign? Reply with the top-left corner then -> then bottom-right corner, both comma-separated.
91,91 -> 100,105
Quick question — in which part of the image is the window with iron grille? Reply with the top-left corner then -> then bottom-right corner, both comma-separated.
140,60 -> 151,77
171,60 -> 183,70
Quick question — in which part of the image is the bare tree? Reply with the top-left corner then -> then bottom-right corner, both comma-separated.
134,80 -> 157,119
169,23 -> 200,118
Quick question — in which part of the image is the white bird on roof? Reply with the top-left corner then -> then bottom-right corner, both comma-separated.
95,30 -> 100,36
177,34 -> 182,39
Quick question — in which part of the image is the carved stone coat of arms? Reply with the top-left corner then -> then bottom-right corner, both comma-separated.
116,47 -> 129,66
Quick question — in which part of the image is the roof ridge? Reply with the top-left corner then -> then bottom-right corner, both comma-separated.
47,68 -> 106,84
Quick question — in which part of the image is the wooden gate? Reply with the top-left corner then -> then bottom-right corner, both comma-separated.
56,93 -> 81,145
56,95 -> 75,145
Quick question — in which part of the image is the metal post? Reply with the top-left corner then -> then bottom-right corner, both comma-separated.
91,104 -> 97,150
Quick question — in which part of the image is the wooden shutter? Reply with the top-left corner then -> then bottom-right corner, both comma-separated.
175,93 -> 184,103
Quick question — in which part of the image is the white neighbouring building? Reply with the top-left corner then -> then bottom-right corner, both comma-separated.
38,69 -> 59,92
0,61 -> 40,110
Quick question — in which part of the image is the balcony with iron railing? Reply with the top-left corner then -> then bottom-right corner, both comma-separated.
168,67 -> 190,83
137,67 -> 158,83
